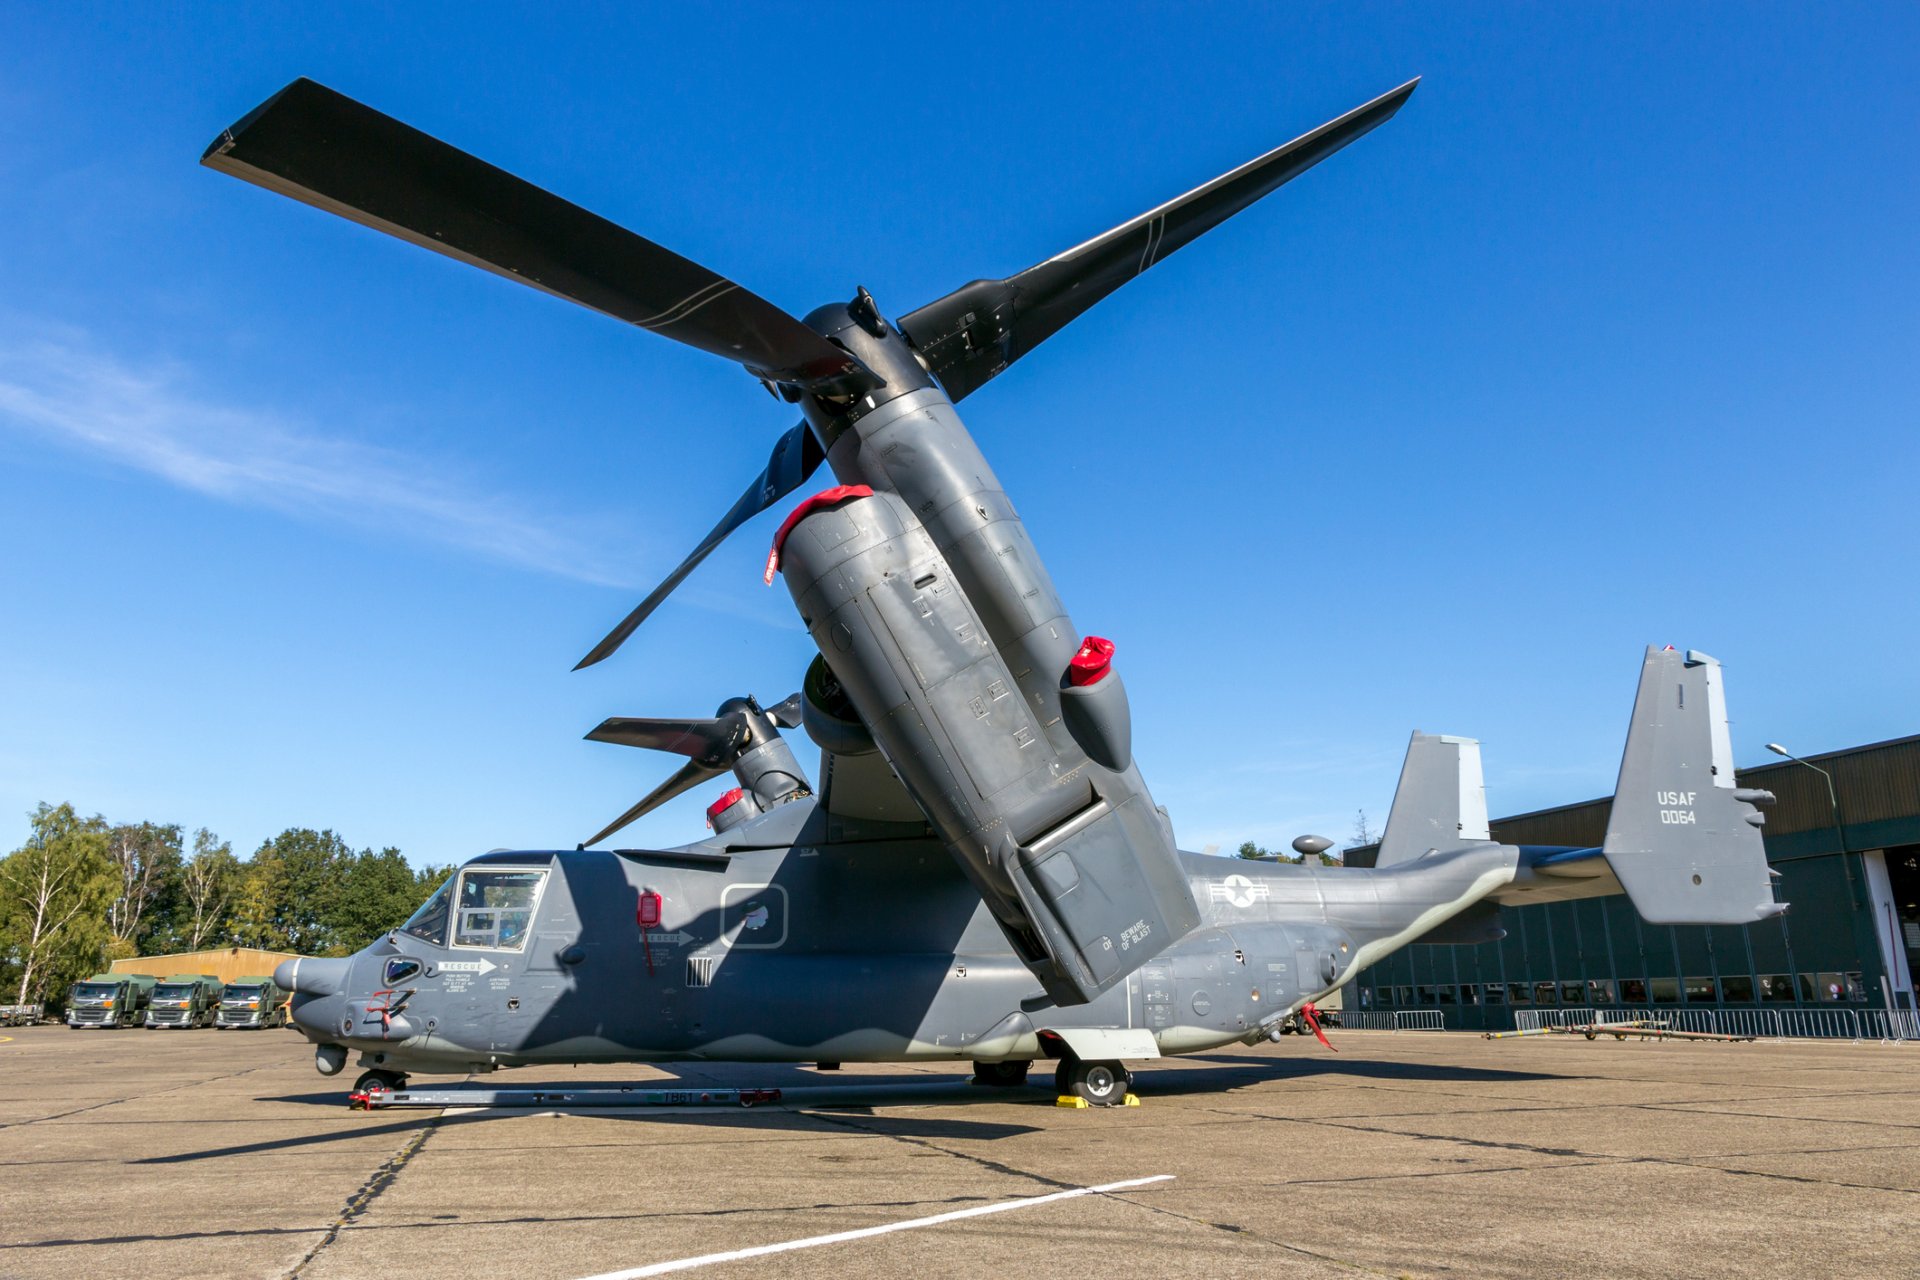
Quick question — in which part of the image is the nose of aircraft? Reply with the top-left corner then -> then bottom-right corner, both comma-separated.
275,956 -> 351,996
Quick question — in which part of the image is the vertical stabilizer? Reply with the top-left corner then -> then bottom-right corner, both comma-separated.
1603,648 -> 1783,924
1377,733 -> 1491,867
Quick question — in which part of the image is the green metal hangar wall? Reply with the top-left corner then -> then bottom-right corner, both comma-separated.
1351,736 -> 1920,1032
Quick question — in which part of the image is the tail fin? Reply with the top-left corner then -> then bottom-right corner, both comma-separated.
1603,648 -> 1784,924
1376,732 -> 1491,867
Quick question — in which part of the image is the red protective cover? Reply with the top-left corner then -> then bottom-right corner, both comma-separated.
764,484 -> 875,583
1067,636 -> 1116,686
706,787 -> 746,821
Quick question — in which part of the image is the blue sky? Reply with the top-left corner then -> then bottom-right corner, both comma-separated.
2,4 -> 1914,867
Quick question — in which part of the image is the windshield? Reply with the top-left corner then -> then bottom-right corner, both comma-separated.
402,878 -> 453,946
72,983 -> 119,999
452,868 -> 546,951
224,986 -> 263,1000
153,985 -> 194,1000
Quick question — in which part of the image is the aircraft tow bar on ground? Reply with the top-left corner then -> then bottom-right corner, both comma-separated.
348,1084 -> 784,1111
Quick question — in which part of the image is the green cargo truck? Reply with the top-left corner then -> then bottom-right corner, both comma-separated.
145,974 -> 224,1029
216,975 -> 289,1029
65,973 -> 157,1029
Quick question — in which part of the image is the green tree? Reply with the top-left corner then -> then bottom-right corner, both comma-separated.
1237,841 -> 1298,863
105,821 -> 182,955
240,828 -> 353,953
327,846 -> 425,953
0,804 -> 117,1004
167,829 -> 242,952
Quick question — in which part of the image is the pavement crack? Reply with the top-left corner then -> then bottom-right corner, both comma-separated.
0,1057 -> 296,1131
801,1107 -> 1076,1192
284,1111 -> 443,1277
1122,1195 -> 1410,1277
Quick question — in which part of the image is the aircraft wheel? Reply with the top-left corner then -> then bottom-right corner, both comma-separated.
1063,1058 -> 1130,1107
353,1069 -> 406,1096
972,1059 -> 1031,1088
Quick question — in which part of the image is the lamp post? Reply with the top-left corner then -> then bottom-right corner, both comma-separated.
1767,742 -> 1868,1005
1766,742 -> 1852,864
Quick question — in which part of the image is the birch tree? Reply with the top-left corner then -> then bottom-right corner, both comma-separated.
177,829 -> 240,951
105,821 -> 182,952
0,804 -> 115,1004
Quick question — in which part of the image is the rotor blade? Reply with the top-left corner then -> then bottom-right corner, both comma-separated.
584,715 -> 744,763
582,758 -> 726,847
765,692 -> 804,729
202,79 -> 875,391
573,421 -> 824,670
898,79 -> 1418,403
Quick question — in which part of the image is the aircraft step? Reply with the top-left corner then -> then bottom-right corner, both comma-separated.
348,1085 -> 782,1111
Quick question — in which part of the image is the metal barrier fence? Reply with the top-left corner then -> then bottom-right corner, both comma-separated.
1859,1010 -> 1920,1041
1326,1010 -> 1447,1031
1773,1007 -> 1861,1039
1509,1004 -> 1920,1041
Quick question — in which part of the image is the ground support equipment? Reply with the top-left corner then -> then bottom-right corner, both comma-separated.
348,1084 -> 783,1111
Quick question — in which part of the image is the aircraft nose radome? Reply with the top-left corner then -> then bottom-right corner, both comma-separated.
279,956 -> 350,996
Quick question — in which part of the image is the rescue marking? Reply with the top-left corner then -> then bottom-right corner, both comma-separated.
438,960 -> 497,975
575,1175 -> 1174,1279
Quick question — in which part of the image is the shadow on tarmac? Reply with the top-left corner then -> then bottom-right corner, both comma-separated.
142,1054 -> 1580,1167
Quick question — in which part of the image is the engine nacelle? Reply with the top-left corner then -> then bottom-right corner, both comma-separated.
778,434 -> 1197,1004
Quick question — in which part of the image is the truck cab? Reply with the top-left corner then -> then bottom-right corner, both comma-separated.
145,974 -> 224,1028
216,976 -> 289,1029
66,974 -> 154,1029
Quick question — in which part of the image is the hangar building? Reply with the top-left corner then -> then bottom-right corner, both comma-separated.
1350,736 -> 1919,1032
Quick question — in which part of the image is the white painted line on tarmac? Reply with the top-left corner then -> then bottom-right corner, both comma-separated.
576,1173 -> 1175,1279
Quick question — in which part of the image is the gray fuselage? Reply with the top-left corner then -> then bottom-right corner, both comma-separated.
283,799 -> 1520,1079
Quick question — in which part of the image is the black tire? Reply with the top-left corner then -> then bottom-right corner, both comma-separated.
353,1069 -> 406,1095
1054,1057 -> 1074,1097
972,1059 -> 1032,1088
1064,1058 -> 1130,1107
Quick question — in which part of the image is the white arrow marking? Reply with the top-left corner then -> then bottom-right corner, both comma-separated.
644,932 -> 693,946
438,959 -> 497,975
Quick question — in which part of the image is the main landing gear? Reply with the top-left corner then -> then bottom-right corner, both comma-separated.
1054,1056 -> 1131,1107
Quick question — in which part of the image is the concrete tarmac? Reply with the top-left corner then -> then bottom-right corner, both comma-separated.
1,1024 -> 1914,1279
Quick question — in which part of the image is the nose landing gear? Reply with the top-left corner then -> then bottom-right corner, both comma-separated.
353,1068 -> 408,1096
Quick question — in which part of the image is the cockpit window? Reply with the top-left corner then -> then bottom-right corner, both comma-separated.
402,878 -> 454,946
452,869 -> 546,951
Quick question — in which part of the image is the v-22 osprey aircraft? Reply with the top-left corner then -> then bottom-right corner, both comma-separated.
203,77 -> 1785,1104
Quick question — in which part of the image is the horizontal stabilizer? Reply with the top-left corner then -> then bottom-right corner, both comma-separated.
1603,648 -> 1783,925
1377,733 -> 1490,867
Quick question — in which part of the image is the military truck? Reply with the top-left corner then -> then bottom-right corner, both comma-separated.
216,975 -> 289,1029
65,973 -> 156,1029
145,974 -> 224,1029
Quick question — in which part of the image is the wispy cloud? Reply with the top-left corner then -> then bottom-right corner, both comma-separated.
0,328 -> 634,586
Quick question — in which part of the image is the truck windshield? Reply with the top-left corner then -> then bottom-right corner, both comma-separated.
224,986 -> 263,1000
153,985 -> 194,1000
402,878 -> 453,946
71,983 -> 119,999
